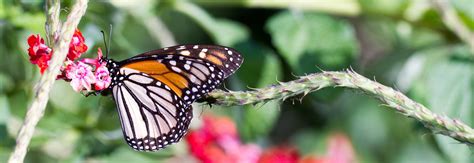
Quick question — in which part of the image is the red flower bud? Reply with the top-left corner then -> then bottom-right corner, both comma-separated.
27,34 -> 52,74
67,29 -> 88,61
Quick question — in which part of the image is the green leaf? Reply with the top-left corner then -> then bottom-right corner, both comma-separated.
452,0 -> 474,29
234,42 -> 282,140
0,148 -> 11,163
266,11 -> 309,67
346,96 -> 390,150
212,19 -> 249,46
0,95 -> 10,125
41,130 -> 80,160
174,1 -> 249,46
0,95 -> 14,148
426,60 -> 472,122
426,60 -> 472,163
49,81 -> 84,112
394,137 -> 446,163
266,11 -> 357,73
434,135 -> 471,163
10,12 -> 46,34
292,129 -> 327,155
414,46 -> 473,163
0,73 -> 13,94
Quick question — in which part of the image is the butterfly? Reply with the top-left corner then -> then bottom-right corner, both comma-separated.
101,45 -> 243,151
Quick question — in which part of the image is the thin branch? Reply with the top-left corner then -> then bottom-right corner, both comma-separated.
8,0 -> 89,163
206,70 -> 474,145
431,0 -> 474,54
45,0 -> 61,45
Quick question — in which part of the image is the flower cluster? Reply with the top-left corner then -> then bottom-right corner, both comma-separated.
27,34 -> 52,74
26,29 -> 111,93
186,114 -> 356,163
186,115 -> 262,163
259,133 -> 356,163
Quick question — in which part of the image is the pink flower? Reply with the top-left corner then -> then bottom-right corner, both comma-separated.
67,29 -> 88,61
238,144 -> 262,163
82,48 -> 103,67
66,61 -> 96,92
27,34 -> 52,74
94,63 -> 111,90
300,133 -> 357,163
186,114 -> 262,163
324,133 -> 356,163
202,115 -> 238,139
81,48 -> 110,90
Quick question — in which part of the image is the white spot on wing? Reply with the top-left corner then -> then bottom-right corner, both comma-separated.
169,60 -> 176,66
180,50 -> 190,56
171,66 -> 182,73
176,46 -> 186,50
184,64 -> 191,70
199,52 -> 206,58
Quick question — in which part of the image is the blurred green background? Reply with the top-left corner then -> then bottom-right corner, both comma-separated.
1,0 -> 473,162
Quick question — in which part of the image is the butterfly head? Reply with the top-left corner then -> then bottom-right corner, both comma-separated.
103,58 -> 117,70
103,58 -> 120,82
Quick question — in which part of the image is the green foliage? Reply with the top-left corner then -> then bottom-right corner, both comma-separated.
236,42 -> 282,141
414,46 -> 473,163
266,11 -> 357,72
0,0 -> 473,162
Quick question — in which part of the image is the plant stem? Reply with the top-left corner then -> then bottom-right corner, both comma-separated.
8,0 -> 88,162
206,70 -> 474,145
45,0 -> 61,45
431,0 -> 474,55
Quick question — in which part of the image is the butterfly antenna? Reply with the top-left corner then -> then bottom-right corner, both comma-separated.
107,24 -> 113,58
100,30 -> 109,59
100,25 -> 113,59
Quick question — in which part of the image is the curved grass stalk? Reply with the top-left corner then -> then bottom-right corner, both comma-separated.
207,70 -> 474,145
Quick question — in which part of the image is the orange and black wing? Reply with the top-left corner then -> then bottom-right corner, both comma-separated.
109,45 -> 243,151
120,54 -> 227,105
135,44 -> 243,78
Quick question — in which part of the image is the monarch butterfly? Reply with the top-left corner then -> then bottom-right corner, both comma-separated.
101,45 -> 243,151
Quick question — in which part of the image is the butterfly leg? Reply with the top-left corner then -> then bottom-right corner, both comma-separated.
84,91 -> 98,97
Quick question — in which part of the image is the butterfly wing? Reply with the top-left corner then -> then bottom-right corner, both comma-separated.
110,45 -> 243,151
111,68 -> 192,151
134,44 -> 243,78
120,45 -> 243,104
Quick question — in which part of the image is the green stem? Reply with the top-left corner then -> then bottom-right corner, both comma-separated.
431,0 -> 474,56
206,70 -> 474,145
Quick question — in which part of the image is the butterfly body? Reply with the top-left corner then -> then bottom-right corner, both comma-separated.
101,45 -> 243,151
